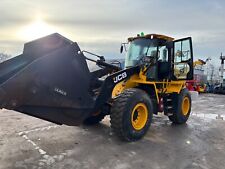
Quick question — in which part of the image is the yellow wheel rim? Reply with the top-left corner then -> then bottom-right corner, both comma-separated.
182,97 -> 190,116
131,103 -> 148,130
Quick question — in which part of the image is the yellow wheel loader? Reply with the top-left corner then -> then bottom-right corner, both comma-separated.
0,33 -> 193,141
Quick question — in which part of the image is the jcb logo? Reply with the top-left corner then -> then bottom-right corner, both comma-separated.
113,72 -> 127,83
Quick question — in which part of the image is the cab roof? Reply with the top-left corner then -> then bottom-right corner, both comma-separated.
128,34 -> 174,42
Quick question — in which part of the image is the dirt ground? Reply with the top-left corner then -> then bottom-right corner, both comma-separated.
0,93 -> 225,169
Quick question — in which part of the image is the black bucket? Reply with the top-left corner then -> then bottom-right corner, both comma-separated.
0,33 -> 97,125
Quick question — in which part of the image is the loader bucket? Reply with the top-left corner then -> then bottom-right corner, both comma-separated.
0,33 -> 98,125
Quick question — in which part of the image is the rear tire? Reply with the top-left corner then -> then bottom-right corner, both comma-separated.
168,88 -> 191,124
110,88 -> 153,141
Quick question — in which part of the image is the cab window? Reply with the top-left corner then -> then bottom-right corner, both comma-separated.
173,39 -> 192,79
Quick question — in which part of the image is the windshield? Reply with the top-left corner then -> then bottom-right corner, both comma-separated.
125,39 -> 158,67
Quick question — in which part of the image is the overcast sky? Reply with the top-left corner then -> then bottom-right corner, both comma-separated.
1,0 -> 225,65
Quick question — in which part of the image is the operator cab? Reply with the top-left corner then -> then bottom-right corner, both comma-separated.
121,34 -> 193,81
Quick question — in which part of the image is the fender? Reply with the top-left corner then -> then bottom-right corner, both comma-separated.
93,66 -> 140,111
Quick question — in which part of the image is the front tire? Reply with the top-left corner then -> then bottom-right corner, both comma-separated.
168,88 -> 191,124
110,88 -> 153,141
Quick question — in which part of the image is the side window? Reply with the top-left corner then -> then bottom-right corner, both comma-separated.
158,46 -> 168,62
182,40 -> 191,61
174,39 -> 192,79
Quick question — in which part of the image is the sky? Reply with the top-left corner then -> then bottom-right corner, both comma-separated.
0,0 -> 225,66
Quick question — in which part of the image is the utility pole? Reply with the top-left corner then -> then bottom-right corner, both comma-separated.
220,53 -> 225,87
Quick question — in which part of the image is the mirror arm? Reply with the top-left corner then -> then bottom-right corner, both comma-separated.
121,42 -> 128,52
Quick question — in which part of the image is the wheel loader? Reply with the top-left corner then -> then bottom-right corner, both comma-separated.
186,59 -> 209,93
0,33 -> 193,141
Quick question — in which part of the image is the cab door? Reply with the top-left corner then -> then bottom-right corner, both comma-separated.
172,37 -> 193,80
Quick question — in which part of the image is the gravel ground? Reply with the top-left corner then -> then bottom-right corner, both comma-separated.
0,93 -> 225,169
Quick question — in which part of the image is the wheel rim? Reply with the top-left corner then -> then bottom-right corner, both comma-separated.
182,97 -> 190,116
131,103 -> 148,130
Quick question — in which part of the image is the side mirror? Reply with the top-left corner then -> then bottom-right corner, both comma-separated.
120,45 -> 124,53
